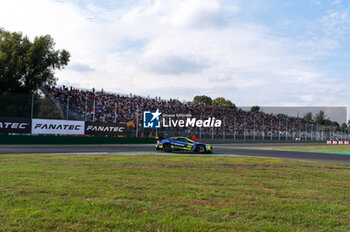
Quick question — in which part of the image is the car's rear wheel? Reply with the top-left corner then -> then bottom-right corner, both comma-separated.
163,143 -> 172,152
197,145 -> 206,154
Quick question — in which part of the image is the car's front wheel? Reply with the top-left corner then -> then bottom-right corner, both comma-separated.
163,143 -> 172,152
197,145 -> 206,154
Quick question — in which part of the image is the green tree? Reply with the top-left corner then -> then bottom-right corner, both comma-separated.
193,95 -> 212,105
251,106 -> 260,112
332,121 -> 340,130
324,119 -> 332,126
212,97 -> 236,108
304,112 -> 313,121
0,28 -> 70,94
315,110 -> 325,125
313,110 -> 343,131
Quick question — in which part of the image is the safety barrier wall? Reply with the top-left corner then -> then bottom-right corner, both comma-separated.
0,117 -> 127,136
0,135 -> 156,145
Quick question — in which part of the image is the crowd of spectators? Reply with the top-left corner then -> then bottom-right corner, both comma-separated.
46,86 -> 316,135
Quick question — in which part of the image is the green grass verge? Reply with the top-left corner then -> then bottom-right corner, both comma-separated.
0,154 -> 349,231
262,145 -> 350,152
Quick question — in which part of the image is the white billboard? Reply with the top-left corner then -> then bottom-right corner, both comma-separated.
32,119 -> 85,135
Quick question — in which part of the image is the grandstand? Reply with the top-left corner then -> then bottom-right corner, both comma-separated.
44,85 -> 326,140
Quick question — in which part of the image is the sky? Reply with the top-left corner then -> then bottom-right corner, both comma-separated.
1,0 -> 349,119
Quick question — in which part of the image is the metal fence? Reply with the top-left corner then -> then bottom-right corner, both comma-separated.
0,91 -> 64,120
137,126 -> 350,142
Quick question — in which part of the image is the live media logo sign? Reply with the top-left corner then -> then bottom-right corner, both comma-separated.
143,109 -> 222,128
143,109 -> 161,128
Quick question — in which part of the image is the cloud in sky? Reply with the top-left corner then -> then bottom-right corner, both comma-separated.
144,54 -> 208,75
68,62 -> 95,72
0,0 -> 349,118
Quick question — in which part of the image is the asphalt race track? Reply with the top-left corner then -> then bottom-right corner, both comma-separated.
0,143 -> 349,164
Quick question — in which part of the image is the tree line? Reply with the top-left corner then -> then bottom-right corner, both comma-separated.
304,111 -> 349,132
193,95 -> 236,108
193,95 -> 349,131
0,28 -> 70,118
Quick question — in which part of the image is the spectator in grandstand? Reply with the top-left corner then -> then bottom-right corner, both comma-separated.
45,85 -> 316,137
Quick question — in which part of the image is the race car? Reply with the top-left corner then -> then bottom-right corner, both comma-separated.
156,137 -> 213,153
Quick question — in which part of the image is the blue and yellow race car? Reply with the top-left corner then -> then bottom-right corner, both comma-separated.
156,137 -> 213,153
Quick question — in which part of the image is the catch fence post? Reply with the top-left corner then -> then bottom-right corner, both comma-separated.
136,110 -> 139,137
85,97 -> 88,121
223,119 -> 225,140
253,119 -> 255,141
66,96 -> 69,120
31,94 -> 34,119
233,118 -> 236,141
93,99 -> 96,122
278,120 -> 281,141
270,120 -> 273,141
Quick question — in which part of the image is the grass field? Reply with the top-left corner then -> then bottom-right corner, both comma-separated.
263,145 -> 350,152
0,153 -> 349,232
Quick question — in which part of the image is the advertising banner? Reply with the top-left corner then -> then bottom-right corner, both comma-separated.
32,119 -> 85,135
0,117 -> 31,134
85,122 -> 126,136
